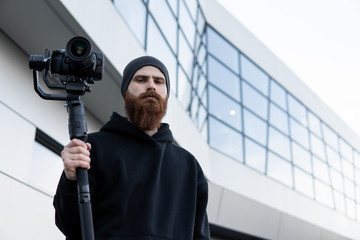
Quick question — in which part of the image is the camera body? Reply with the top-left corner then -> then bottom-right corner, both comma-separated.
29,36 -> 104,98
29,36 -> 104,82
50,49 -> 103,81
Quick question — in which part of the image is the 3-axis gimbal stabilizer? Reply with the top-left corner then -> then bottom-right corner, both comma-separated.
29,36 -> 105,240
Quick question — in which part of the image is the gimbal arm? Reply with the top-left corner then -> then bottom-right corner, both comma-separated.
32,70 -> 68,101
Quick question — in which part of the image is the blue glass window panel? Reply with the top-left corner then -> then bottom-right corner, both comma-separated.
330,168 -> 344,193
201,85 -> 208,108
147,16 -> 177,92
208,56 -> 240,101
344,178 -> 355,200
149,0 -> 177,52
178,31 -> 194,78
207,27 -> 239,73
294,167 -> 314,198
288,95 -> 307,126
177,66 -> 191,109
195,33 -> 202,52
326,145 -> 341,171
196,8 -> 205,34
209,86 -> 242,132
292,142 -> 312,173
242,82 -> 268,120
270,80 -> 287,110
245,138 -> 266,173
179,0 -> 196,47
243,109 -> 267,146
166,0 -> 178,16
197,43 -> 206,67
267,152 -> 293,187
192,64 -> 199,89
310,133 -> 325,160
333,190 -> 346,214
269,103 -> 289,135
240,54 -> 269,96
313,156 -> 330,184
339,139 -> 353,161
322,124 -> 339,151
268,127 -> 290,160
113,0 -> 146,46
342,159 -> 354,181
198,73 -> 207,101
201,57 -> 207,75
209,117 -> 243,162
198,104 -> 207,132
314,179 -> 333,208
290,118 -> 309,149
183,0 -> 197,21
308,112 -> 322,137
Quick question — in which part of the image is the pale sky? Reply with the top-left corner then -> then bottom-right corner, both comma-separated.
219,0 -> 360,137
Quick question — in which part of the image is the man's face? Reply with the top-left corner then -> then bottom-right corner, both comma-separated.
127,66 -> 168,99
124,66 -> 168,131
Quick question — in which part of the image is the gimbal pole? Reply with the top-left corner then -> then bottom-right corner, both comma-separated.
31,70 -> 95,240
29,35 -> 103,240
66,97 -> 95,240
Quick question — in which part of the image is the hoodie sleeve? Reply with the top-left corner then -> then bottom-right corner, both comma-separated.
193,160 -> 210,240
53,172 -> 82,239
193,183 -> 210,239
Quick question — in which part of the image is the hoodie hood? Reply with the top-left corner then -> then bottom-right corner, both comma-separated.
100,112 -> 173,144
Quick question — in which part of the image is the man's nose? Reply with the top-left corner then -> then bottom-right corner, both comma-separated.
146,79 -> 156,91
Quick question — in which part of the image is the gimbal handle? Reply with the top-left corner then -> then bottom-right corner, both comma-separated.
67,98 -> 95,240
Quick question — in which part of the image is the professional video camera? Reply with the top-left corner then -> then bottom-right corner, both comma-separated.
29,36 -> 104,99
29,36 -> 104,240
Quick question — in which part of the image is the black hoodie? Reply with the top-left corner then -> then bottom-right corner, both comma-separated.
53,112 -> 210,240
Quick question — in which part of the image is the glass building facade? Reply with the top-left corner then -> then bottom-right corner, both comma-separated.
112,0 -> 360,222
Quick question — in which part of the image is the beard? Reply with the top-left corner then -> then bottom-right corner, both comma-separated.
125,91 -> 168,132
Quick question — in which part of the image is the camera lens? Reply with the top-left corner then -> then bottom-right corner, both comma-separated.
66,37 -> 91,60
66,36 -> 94,70
71,41 -> 88,57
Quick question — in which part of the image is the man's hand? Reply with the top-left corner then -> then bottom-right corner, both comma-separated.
61,138 -> 91,181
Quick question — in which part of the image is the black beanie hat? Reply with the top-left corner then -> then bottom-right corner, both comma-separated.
121,56 -> 170,98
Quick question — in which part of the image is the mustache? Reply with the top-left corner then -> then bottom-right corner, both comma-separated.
139,91 -> 161,100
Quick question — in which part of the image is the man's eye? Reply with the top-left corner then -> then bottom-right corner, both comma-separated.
156,80 -> 165,84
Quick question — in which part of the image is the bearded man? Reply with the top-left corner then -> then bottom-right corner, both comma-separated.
53,56 -> 210,240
